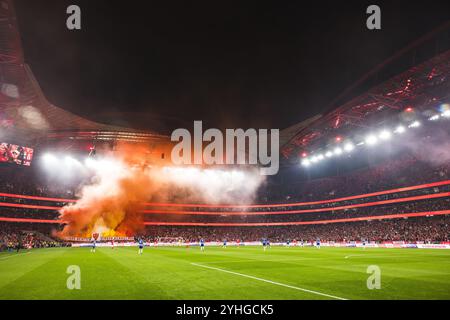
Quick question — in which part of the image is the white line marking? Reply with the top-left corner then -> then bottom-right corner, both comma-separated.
0,252 -> 31,260
197,257 -> 319,264
191,262 -> 348,300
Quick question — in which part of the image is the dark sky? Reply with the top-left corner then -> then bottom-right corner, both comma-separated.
14,0 -> 450,133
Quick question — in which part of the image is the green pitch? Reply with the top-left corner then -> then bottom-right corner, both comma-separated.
0,246 -> 449,300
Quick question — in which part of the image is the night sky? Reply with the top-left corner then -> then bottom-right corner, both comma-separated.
14,0 -> 450,133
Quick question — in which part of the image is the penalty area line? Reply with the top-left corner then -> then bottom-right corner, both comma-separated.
190,262 -> 348,300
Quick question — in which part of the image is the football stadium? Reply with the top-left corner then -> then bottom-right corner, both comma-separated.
1,0 -> 450,302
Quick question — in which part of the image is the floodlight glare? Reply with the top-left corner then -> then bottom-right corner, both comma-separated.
442,110 -> 450,118
344,143 -> 354,152
379,130 -> 391,140
334,147 -> 343,155
394,125 -> 406,134
325,151 -> 333,157
408,121 -> 421,128
428,115 -> 440,121
317,154 -> 324,161
43,153 -> 56,163
365,135 -> 378,145
301,159 -> 310,167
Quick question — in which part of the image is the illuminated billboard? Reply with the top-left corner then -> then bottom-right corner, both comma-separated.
0,143 -> 34,166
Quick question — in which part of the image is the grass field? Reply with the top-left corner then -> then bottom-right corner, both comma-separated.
0,245 -> 449,300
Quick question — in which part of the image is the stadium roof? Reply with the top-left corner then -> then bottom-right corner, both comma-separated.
281,28 -> 450,163
0,0 -> 167,144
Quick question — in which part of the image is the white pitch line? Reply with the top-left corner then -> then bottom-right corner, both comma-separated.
191,262 -> 348,300
0,251 -> 31,260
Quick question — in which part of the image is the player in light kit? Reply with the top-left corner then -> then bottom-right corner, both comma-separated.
91,239 -> 96,253
200,238 -> 205,251
111,240 -> 114,250
362,238 -> 366,250
223,239 -> 227,248
138,238 -> 144,255
262,238 -> 267,251
316,238 -> 321,249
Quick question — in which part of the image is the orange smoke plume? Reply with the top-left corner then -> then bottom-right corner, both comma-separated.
58,144 -> 265,238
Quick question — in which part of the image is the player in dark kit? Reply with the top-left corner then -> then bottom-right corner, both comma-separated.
138,239 -> 144,255
262,238 -> 267,251
200,238 -> 205,251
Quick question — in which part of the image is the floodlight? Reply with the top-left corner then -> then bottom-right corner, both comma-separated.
428,115 -> 440,121
394,125 -> 406,134
344,143 -> 354,152
365,135 -> 378,145
334,147 -> 343,155
379,130 -> 391,140
408,121 -> 421,128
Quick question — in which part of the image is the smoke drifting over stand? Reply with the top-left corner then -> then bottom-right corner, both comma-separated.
58,146 -> 265,237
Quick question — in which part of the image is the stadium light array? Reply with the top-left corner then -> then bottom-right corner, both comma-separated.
408,121 -> 421,128
299,102 -> 450,169
428,115 -> 440,121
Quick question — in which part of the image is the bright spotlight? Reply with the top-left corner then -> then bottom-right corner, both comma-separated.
334,147 -> 343,155
428,115 -> 440,121
394,125 -> 406,134
325,151 -> 333,158
311,156 -> 318,163
301,159 -> 310,167
442,110 -> 450,118
317,154 -> 324,161
408,121 -> 421,128
365,135 -> 378,146
42,153 -> 56,162
344,143 -> 354,152
379,130 -> 391,140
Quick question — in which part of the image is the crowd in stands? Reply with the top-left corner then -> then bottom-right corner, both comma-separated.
0,223 -> 63,251
143,197 -> 450,224
0,167 -> 76,199
0,151 -> 449,244
259,154 -> 450,204
143,215 -> 450,243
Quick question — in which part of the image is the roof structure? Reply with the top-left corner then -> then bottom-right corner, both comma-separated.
281,27 -> 450,164
0,0 -> 167,145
